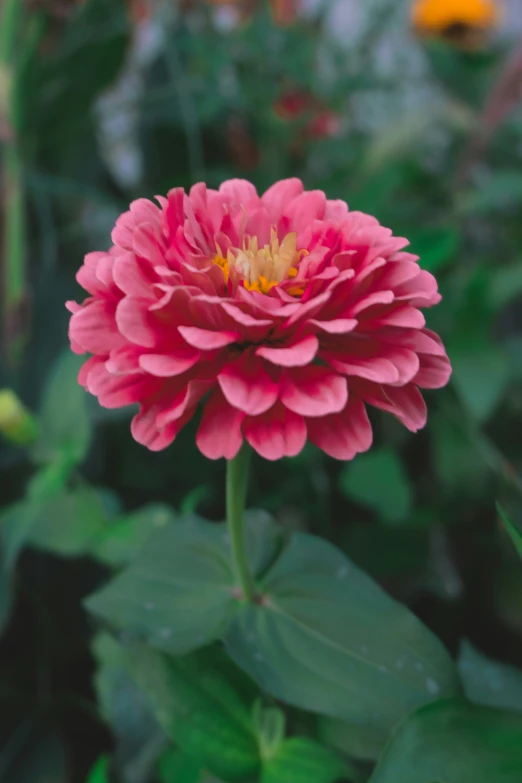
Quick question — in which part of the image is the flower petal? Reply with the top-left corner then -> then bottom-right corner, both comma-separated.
139,348 -> 200,377
308,397 -> 373,460
256,334 -> 319,367
178,325 -> 240,350
280,366 -> 348,417
243,404 -> 306,461
69,300 -> 123,354
196,389 -> 245,460
414,354 -> 452,389
218,354 -> 279,415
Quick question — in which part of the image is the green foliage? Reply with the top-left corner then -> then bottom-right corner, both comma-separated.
339,447 -> 412,523
458,640 -> 522,714
260,738 -> 350,783
32,351 -> 92,468
369,699 -> 522,783
498,505 -> 522,562
226,532 -> 459,731
124,644 -> 260,782
86,757 -> 110,783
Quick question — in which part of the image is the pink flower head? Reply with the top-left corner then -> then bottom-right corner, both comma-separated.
67,178 -> 451,461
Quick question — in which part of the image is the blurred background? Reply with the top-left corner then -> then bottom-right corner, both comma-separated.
2,0 -> 522,780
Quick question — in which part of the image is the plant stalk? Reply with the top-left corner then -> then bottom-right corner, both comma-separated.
226,444 -> 255,602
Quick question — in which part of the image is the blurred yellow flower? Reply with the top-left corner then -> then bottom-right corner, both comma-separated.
412,0 -> 501,46
0,390 -> 38,446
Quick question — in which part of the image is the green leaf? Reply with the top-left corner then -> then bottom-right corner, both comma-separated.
226,533 -> 459,733
86,513 -> 280,655
95,504 -> 176,568
24,486 -> 109,557
458,640 -> 522,713
451,342 -> 510,421
86,757 -> 110,783
253,704 -> 286,761
157,748 -> 203,783
317,717 -> 388,763
260,738 -> 349,783
0,721 -> 69,783
339,447 -> 412,524
125,643 -> 260,782
92,633 -> 166,783
369,699 -> 522,783
32,351 -> 91,466
498,504 -> 522,562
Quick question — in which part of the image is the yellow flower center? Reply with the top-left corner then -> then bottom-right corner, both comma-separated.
213,229 -> 307,296
412,0 -> 500,32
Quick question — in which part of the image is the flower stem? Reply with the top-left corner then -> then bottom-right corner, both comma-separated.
226,443 -> 255,602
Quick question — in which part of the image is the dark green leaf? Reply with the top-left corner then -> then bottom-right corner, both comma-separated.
339,448 -> 412,523
410,227 -> 460,273
95,504 -> 176,567
157,748 -> 203,783
86,513 -> 280,655
0,721 -> 69,783
87,757 -> 110,783
260,738 -> 349,783
92,633 -> 166,783
498,504 -> 522,562
32,351 -> 91,466
458,640 -> 522,713
369,699 -> 522,783
451,343 -> 510,421
317,716 -> 388,763
125,643 -> 260,782
226,533 -> 459,733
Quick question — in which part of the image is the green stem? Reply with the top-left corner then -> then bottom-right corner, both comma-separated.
226,444 -> 255,602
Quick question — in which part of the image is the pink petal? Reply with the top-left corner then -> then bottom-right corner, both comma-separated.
377,305 -> 426,329
139,348 -> 200,377
256,335 -> 319,367
308,318 -> 358,334
178,325 -> 240,350
155,379 -> 211,428
129,197 -> 161,225
280,366 -> 348,417
414,355 -> 452,389
219,179 -> 259,211
133,223 -> 166,268
196,389 -> 245,460
347,290 -> 394,317
243,404 -> 306,461
87,363 -> 160,409
285,190 -> 327,234
69,300 -> 124,354
78,356 -> 104,387
112,252 -> 158,298
218,353 -> 278,415
329,355 -> 400,384
261,178 -> 304,220
386,385 -> 427,431
308,397 -> 373,460
131,405 -> 194,452
115,297 -> 161,348
106,346 -> 141,375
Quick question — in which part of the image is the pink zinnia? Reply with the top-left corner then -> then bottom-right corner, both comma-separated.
67,178 -> 451,461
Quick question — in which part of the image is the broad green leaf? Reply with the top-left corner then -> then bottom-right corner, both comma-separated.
125,643 -> 260,782
432,414 -> 489,495
260,738 -> 349,783
339,448 -> 412,523
451,343 -> 510,421
317,716 -> 388,763
369,699 -> 522,783
254,704 -> 286,761
0,502 -> 32,633
458,640 -> 522,713
95,504 -> 176,567
226,533 -> 459,733
489,264 -> 522,308
86,513 -> 280,655
86,757 -> 110,783
32,351 -> 91,466
498,504 -> 522,562
92,633 -> 166,783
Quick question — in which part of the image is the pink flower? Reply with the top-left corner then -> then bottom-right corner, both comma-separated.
67,178 -> 451,461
